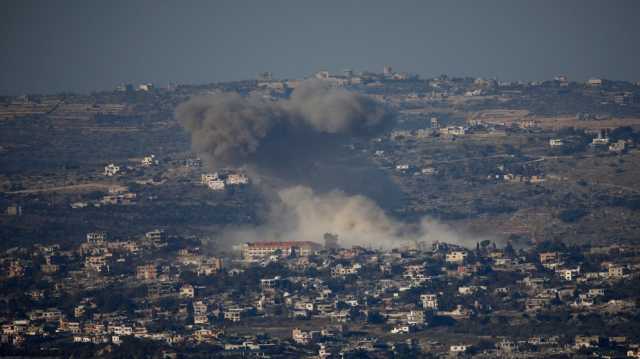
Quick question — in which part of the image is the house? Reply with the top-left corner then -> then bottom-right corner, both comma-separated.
242,241 -> 322,260
458,286 -> 485,295
557,268 -> 580,281
440,126 -> 466,136
141,155 -> 158,167
136,264 -> 157,281
193,301 -> 208,325
224,307 -> 251,322
587,78 -> 602,86
549,138 -> 564,147
525,297 -> 552,312
446,251 -> 467,264
437,305 -> 472,320
260,276 -> 285,290
592,135 -> 610,146
390,326 -> 411,334
201,173 -> 225,191
406,310 -> 425,325
104,163 -> 120,176
225,173 -> 249,185
206,179 -> 225,191
331,263 -> 362,277
292,328 -> 320,344
179,284 -> 194,298
450,345 -> 469,353
539,251 -> 559,263
588,288 -> 605,297
609,140 -> 626,153
575,335 -> 600,349
608,265 -> 626,279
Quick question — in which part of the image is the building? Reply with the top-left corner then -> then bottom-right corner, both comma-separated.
292,328 -> 320,344
446,251 -> 467,264
260,276 -> 285,290
138,83 -> 153,91
136,264 -> 157,281
201,173 -> 219,184
180,284 -> 195,298
440,126 -> 465,136
145,229 -> 166,242
450,345 -> 469,353
539,252 -> 559,263
592,132 -> 610,146
608,265 -> 626,279
587,78 -> 603,86
406,310 -> 425,325
206,179 -> 225,191
7,261 -> 25,278
549,138 -> 564,147
193,301 -> 208,325
420,294 -> 439,310
141,154 -> 158,167
185,158 -> 202,168
383,65 -> 393,77
224,307 -> 250,322
609,140 -> 626,153
430,117 -> 440,129
5,204 -> 22,216
86,231 -> 107,245
575,335 -> 600,349
104,163 -> 120,177
226,173 -> 249,185
196,257 -> 224,276
241,241 -> 322,260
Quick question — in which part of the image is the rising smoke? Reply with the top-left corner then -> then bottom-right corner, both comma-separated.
177,80 -> 477,249
176,80 -> 389,170
222,186 -> 475,249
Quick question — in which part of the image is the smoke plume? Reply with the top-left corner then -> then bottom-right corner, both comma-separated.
177,80 -> 479,249
176,80 -> 389,170
222,186 -> 474,249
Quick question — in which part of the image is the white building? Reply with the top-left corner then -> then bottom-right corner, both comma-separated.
592,136 -> 610,146
226,173 -> 249,185
193,301 -> 208,325
549,138 -> 564,147
104,163 -> 120,176
141,155 -> 158,167
450,345 -> 469,353
440,126 -> 465,136
420,294 -> 439,310
587,78 -> 602,86
207,179 -> 225,191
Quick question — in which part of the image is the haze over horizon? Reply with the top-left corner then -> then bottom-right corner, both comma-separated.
2,0 -> 639,95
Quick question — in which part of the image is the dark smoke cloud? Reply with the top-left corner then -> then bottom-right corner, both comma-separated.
176,80 -> 390,170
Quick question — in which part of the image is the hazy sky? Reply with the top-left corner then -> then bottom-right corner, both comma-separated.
1,0 -> 639,95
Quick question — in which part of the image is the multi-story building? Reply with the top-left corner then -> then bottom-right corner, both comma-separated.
136,264 -> 157,281
241,241 -> 322,260
193,301 -> 208,325
420,294 -> 439,310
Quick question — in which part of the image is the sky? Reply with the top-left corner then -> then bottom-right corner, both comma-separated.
1,0 -> 639,95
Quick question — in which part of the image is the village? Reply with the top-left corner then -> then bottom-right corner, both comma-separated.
1,67 -> 640,358
1,227 -> 640,358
